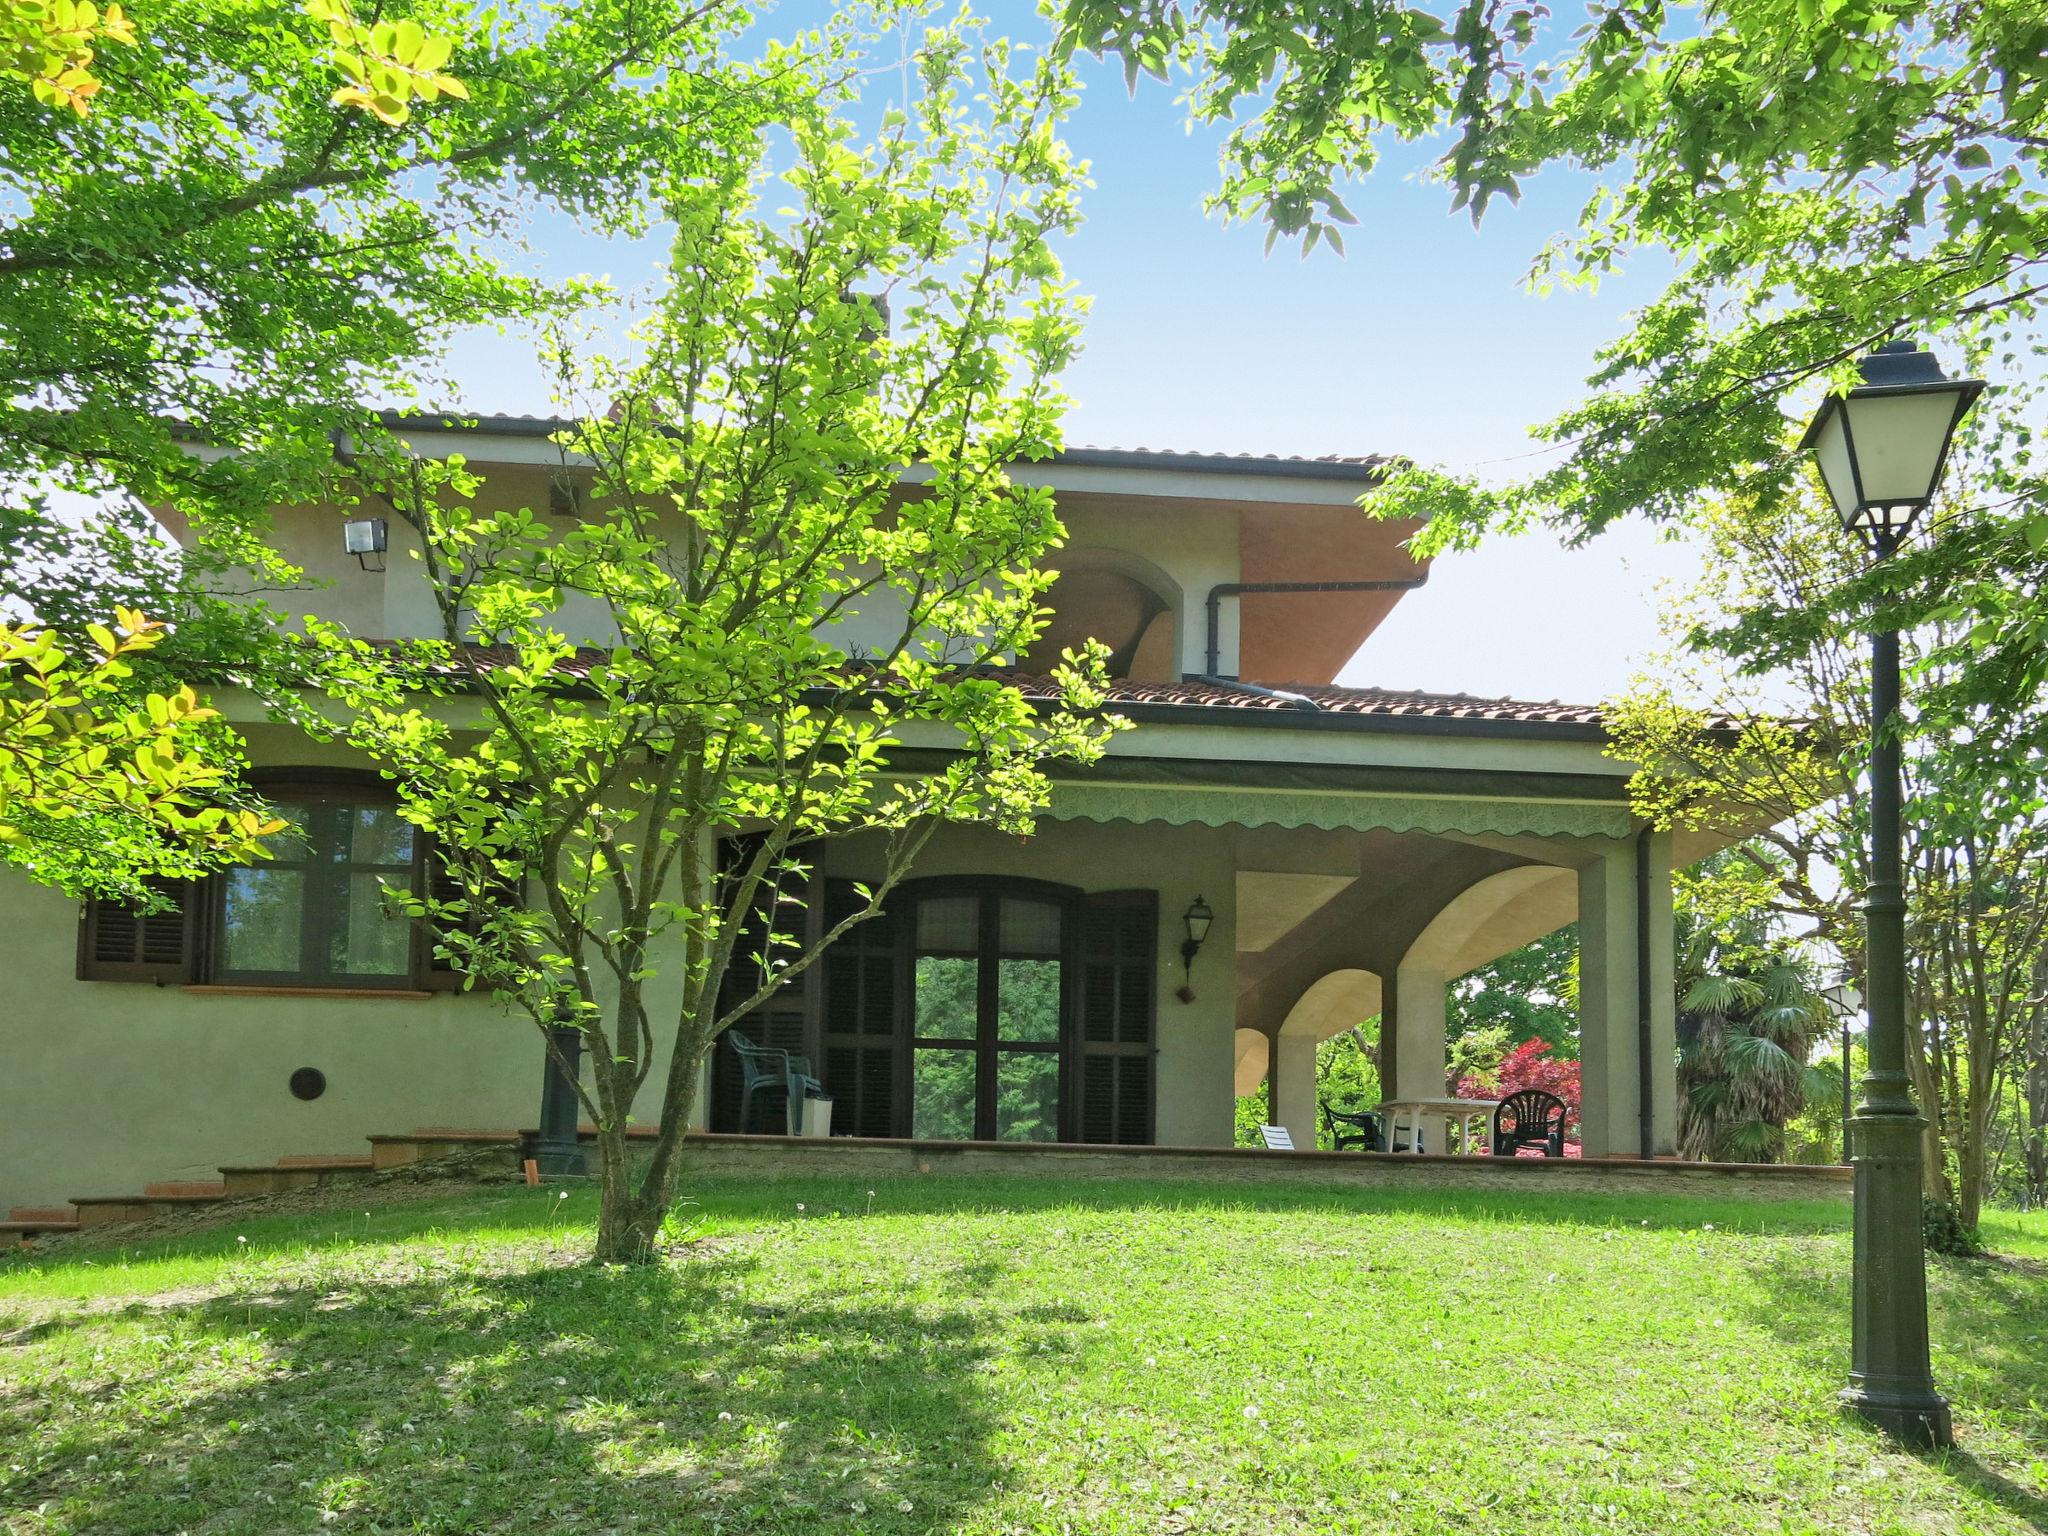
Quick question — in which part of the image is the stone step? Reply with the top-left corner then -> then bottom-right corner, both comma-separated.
143,1179 -> 227,1200
70,1192 -> 228,1229
217,1158 -> 374,1197
1,1217 -> 80,1243
366,1130 -> 522,1171
8,1205 -> 75,1224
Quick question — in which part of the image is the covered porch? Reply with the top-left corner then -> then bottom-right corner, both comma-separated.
788,695 -> 1733,1161
1233,822 -> 1681,1160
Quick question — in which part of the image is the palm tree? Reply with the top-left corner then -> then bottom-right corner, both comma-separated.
1674,883 -> 1836,1163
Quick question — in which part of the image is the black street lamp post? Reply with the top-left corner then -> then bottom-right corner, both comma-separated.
533,1018 -> 589,1178
1802,337 -> 1984,1449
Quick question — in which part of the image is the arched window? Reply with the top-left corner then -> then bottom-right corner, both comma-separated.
905,880 -> 1071,1141
714,875 -> 1159,1145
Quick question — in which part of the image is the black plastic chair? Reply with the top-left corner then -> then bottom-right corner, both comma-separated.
1319,1101 -> 1422,1154
1320,1100 -> 1382,1151
1491,1088 -> 1568,1157
729,1033 -> 823,1135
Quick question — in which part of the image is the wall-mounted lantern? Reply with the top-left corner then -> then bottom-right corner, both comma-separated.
343,516 -> 388,573
1176,894 -> 1214,1004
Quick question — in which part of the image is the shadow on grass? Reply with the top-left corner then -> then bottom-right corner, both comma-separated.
1741,1246 -> 2048,1531
8,1243 -> 1026,1534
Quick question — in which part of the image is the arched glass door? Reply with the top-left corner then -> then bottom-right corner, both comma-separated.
909,886 -> 1066,1141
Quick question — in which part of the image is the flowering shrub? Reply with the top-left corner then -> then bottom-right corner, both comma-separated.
1452,1039 -> 1582,1150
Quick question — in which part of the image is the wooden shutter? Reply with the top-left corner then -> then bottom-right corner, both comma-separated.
819,877 -> 900,1138
416,837 -> 524,992
1076,889 -> 1157,1145
77,879 -> 201,984
708,843 -> 822,1132
417,839 -> 467,991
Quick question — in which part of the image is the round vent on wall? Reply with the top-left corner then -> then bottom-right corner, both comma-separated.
288,1067 -> 327,1102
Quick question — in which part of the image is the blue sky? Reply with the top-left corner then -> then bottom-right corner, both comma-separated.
442,20 -> 1707,707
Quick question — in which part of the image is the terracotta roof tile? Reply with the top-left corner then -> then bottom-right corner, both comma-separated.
416,647 -> 1627,735
1011,674 -> 1617,728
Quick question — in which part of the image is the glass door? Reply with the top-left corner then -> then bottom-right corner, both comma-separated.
908,886 -> 1068,1141
911,895 -> 981,1140
993,896 -> 1061,1141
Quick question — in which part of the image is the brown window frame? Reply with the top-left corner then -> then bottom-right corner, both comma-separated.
76,769 -> 457,992
895,875 -> 1080,1143
206,770 -> 428,991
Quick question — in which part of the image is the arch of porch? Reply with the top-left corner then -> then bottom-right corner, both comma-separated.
1231,824 -> 1678,1158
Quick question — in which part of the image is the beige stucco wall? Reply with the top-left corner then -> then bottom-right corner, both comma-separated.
227,465 -> 1254,678
0,860 -> 707,1213
0,776 -> 1682,1209
213,447 -> 1442,689
0,800 -> 1255,1211
0,722 -> 690,1215
1,869 -> 539,1210
253,468 -> 632,646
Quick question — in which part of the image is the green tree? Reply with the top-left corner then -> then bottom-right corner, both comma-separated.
1609,487 -> 2048,1222
0,0 -> 788,593
2,0 -> 136,114
0,609 -> 282,897
2,0 -> 460,120
0,0 -> 787,895
1672,863 -> 1834,1164
1445,925 -> 1578,1059
1314,1026 -> 1381,1140
1063,0 -> 2048,763
308,15 -> 1110,1264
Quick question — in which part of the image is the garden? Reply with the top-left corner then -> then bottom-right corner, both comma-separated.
2,1173 -> 2044,1534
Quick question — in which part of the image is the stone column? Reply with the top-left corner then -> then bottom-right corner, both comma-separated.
1577,842 -> 1642,1158
1388,962 -> 1448,1152
1642,829 -> 1679,1157
1270,1030 -> 1319,1148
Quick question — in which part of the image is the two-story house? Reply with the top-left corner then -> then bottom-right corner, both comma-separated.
1,416 -> 1738,1219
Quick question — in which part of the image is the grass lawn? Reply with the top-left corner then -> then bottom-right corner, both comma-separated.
1,1174 -> 2044,1535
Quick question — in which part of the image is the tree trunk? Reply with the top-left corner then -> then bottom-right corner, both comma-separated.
1907,968 -> 1950,1202
588,1023 -> 710,1266
2027,1008 -> 2048,1210
1955,1099 -> 1988,1232
589,1119 -> 679,1266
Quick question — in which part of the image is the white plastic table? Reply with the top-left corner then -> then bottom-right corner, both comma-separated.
1375,1096 -> 1497,1155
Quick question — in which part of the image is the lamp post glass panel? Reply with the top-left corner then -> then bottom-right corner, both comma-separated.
1803,338 -> 1984,1449
1819,980 -> 1862,1167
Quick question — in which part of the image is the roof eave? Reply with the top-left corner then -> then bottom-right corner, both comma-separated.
369,413 -> 1392,488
